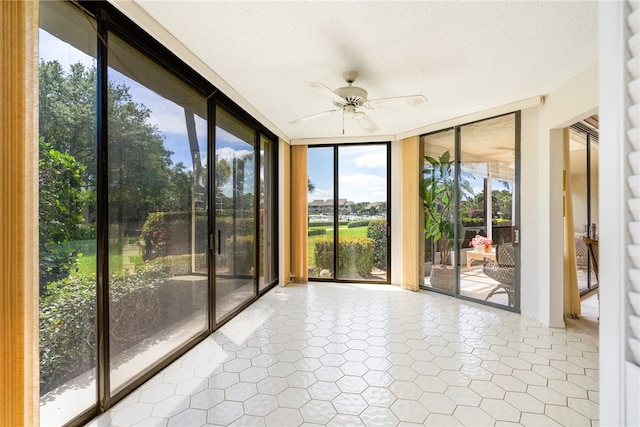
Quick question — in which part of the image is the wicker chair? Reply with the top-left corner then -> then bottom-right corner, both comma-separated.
574,233 -> 589,272
483,244 -> 515,306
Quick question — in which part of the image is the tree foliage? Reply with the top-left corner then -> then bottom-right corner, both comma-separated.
39,137 -> 88,290
40,59 -> 193,235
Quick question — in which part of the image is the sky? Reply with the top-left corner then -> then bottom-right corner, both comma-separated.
308,145 -> 388,204
39,28 -> 218,171
41,28 -> 390,205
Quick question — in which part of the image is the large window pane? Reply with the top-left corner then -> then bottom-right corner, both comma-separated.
308,147 -> 335,280
38,1 -> 98,424
337,145 -> 388,281
215,107 -> 257,321
570,127 -> 599,294
422,130 -> 456,293
459,115 -> 516,308
308,144 -> 389,282
259,135 -> 277,291
108,33 -> 209,393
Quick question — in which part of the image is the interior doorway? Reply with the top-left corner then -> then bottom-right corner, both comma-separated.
568,117 -> 600,296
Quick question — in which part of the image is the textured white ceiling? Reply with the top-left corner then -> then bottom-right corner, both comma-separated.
118,1 -> 598,142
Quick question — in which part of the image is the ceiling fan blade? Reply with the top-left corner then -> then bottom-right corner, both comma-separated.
365,94 -> 427,109
353,111 -> 379,133
306,82 -> 346,105
289,109 -> 340,124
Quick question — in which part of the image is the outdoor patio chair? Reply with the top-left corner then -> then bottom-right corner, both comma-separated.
575,233 -> 589,272
483,244 -> 515,306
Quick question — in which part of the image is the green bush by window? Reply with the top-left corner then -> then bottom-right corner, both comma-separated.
347,220 -> 371,228
313,236 -> 374,278
39,254 -> 206,395
308,228 -> 327,236
366,220 -> 387,269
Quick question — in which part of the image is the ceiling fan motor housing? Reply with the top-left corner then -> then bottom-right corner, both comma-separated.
334,86 -> 368,107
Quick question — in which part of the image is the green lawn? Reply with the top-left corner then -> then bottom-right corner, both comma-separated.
75,252 -> 144,276
307,225 -> 368,266
69,238 -> 144,276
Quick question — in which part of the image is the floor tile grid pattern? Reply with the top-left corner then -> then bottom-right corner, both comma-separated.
88,283 -> 599,427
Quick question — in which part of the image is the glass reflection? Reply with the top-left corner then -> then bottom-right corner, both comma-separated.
215,107 -> 257,322
107,33 -> 209,393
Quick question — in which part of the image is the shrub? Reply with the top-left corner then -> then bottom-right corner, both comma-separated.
366,220 -> 387,269
141,211 -> 208,260
308,221 -> 348,228
308,228 -> 327,236
346,237 -> 374,278
347,220 -> 370,228
39,254 -> 206,395
313,237 -> 334,272
309,221 -> 333,228
493,218 -> 511,225
229,235 -> 255,275
461,217 -> 485,227
313,236 -> 374,278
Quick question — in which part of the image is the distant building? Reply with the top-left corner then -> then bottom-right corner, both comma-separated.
308,198 -> 353,215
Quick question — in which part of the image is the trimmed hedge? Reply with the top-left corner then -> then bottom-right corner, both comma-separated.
461,217 -> 485,227
313,236 -> 374,278
308,228 -> 327,237
461,217 -> 512,227
347,220 -> 371,228
308,221 -> 348,228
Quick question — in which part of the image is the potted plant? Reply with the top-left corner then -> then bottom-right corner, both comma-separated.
420,151 -> 473,290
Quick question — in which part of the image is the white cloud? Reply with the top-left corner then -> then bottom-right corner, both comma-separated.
338,173 -> 387,203
216,146 -> 253,161
308,187 -> 333,200
355,152 -> 387,169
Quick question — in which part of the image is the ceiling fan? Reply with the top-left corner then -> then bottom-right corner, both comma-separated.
289,71 -> 427,134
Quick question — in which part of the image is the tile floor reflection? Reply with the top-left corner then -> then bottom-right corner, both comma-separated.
88,282 -> 599,427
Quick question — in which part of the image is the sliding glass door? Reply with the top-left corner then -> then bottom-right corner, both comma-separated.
422,113 -> 520,311
107,31 -> 210,394
458,114 -> 518,309
308,143 -> 390,283
39,2 -> 279,424
214,107 -> 257,322
569,124 -> 599,295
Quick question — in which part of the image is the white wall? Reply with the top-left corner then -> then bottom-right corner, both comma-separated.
533,62 -> 599,327
519,107 -> 542,321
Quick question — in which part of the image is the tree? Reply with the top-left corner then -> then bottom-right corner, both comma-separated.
39,137 -> 88,291
107,80 -> 177,234
40,60 -> 182,235
39,60 -> 200,279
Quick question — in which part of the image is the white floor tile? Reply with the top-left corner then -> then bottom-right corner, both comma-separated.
92,283 -> 599,427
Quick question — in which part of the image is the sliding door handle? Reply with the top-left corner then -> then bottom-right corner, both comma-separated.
512,228 -> 519,246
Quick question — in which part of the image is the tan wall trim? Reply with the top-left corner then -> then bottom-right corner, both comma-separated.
290,145 -> 308,282
401,136 -> 421,291
0,1 -> 40,425
280,140 -> 291,285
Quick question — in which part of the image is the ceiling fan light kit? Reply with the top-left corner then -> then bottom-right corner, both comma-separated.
290,70 -> 427,134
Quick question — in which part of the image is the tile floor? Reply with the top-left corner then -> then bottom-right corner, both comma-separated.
88,282 -> 599,427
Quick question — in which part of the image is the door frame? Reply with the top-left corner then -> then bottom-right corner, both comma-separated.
307,141 -> 392,284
